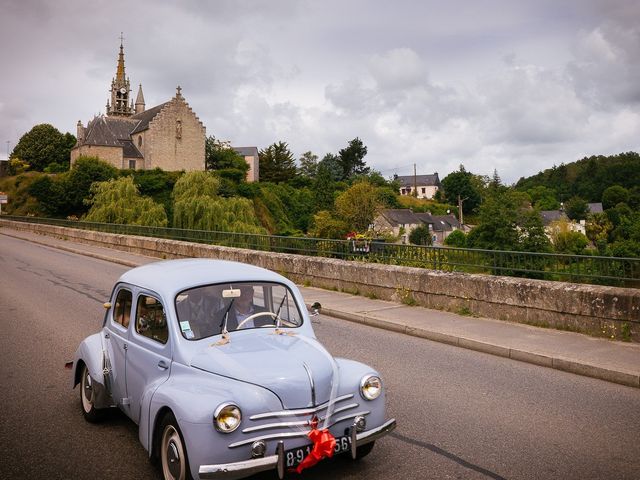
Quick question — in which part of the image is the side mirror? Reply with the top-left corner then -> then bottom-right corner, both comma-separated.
310,302 -> 322,316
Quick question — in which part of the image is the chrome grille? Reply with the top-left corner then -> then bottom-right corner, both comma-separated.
228,393 -> 370,448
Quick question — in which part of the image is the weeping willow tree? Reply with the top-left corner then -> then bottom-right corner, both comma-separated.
173,171 -> 266,234
83,176 -> 168,226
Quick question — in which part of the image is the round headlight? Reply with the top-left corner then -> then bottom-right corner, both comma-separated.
360,375 -> 382,400
214,403 -> 242,433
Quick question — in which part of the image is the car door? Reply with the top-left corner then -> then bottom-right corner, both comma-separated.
126,291 -> 172,425
105,285 -> 133,416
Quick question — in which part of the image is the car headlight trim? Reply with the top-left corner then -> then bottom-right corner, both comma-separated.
214,402 -> 242,433
360,374 -> 382,400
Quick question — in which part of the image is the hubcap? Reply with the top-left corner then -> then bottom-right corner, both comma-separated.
81,368 -> 93,412
162,425 -> 184,480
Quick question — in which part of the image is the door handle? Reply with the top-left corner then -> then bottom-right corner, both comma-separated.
158,360 -> 169,370
104,333 -> 110,339
123,344 -> 128,350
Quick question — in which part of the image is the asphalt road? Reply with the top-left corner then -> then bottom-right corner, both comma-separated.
1,233 -> 640,480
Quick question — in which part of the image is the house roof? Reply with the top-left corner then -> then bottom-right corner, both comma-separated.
540,210 -> 568,226
81,116 -> 143,158
396,173 -> 440,188
130,102 -> 169,134
234,146 -> 259,157
380,209 -> 422,225
419,213 -> 460,231
588,202 -> 603,213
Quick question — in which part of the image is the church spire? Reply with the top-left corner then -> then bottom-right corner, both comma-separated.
116,32 -> 126,83
107,33 -> 133,117
135,84 -> 145,114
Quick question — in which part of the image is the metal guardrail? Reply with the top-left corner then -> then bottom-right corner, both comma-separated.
3,215 -> 639,287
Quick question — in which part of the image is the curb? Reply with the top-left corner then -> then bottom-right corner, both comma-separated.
319,307 -> 640,389
5,230 -> 639,389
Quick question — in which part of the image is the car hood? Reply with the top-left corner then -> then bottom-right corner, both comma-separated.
190,332 -> 337,409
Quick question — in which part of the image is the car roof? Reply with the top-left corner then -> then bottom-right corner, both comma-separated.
118,259 -> 293,298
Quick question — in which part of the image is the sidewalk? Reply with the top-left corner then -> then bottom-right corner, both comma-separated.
3,225 -> 640,389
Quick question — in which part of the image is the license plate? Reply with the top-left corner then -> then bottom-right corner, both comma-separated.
284,435 -> 352,468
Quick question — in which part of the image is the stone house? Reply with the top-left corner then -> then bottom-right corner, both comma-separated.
396,173 -> 440,199
415,212 -> 461,245
71,39 -> 205,171
374,208 -> 461,245
233,146 -> 259,182
540,203 -> 603,237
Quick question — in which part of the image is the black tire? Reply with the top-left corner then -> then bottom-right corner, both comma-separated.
79,363 -> 103,423
355,441 -> 375,459
159,412 -> 193,480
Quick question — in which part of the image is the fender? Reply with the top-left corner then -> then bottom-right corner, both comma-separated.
141,362 -> 283,456
72,331 -> 115,409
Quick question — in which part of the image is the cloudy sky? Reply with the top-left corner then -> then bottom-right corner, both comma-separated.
1,0 -> 639,183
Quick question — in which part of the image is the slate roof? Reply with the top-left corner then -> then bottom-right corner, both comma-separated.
380,209 -> 422,226
396,174 -> 440,187
416,213 -> 460,231
540,210 -> 568,226
130,102 -> 169,134
234,146 -> 259,157
588,202 -> 603,213
82,116 -> 143,158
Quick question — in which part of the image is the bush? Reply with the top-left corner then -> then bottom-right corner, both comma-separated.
444,229 -> 467,247
409,225 -> 432,246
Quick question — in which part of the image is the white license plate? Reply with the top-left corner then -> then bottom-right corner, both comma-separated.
285,435 -> 352,467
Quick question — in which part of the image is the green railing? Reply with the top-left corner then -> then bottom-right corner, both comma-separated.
3,215 -> 639,287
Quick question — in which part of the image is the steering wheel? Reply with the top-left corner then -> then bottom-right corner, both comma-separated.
236,311 -> 278,330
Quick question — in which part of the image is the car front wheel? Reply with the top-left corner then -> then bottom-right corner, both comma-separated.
80,363 -> 103,423
160,413 -> 193,480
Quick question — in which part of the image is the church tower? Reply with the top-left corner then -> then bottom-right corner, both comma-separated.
106,34 -> 133,117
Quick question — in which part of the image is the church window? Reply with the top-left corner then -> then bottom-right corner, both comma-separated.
138,136 -> 142,147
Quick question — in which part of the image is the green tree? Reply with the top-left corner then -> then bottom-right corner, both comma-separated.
298,151 -> 319,178
334,181 -> 381,232
440,165 -> 482,215
84,176 -> 168,226
312,161 -> 337,211
317,153 -> 342,181
585,212 -> 613,245
527,185 -> 560,210
467,190 -> 527,251
172,171 -> 266,234
563,196 -> 589,221
309,210 -> 349,239
259,141 -> 297,183
65,157 -> 119,215
601,185 -> 630,210
337,138 -> 369,180
409,225 -> 432,246
205,135 -> 249,183
444,229 -> 467,247
11,124 -> 76,172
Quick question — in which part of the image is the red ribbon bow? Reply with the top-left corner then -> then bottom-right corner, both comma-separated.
294,428 -> 336,474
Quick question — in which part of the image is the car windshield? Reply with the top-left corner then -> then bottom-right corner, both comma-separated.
175,282 -> 303,340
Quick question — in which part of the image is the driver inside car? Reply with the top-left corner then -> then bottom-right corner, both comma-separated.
225,285 -> 268,330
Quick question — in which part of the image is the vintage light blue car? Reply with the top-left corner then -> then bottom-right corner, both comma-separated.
71,259 -> 396,480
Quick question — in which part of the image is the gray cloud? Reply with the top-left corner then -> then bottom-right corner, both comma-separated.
1,0 -> 639,181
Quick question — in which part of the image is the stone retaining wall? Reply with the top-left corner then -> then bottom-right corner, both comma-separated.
3,219 -> 638,341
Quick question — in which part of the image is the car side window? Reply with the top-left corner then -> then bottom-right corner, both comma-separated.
113,289 -> 132,328
135,294 -> 168,344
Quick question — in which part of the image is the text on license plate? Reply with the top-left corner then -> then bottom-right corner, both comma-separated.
285,435 -> 351,467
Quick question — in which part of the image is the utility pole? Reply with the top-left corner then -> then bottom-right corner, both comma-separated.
457,195 -> 468,226
413,163 -> 417,197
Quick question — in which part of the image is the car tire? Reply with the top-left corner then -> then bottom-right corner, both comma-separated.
160,412 -> 193,480
80,363 -> 103,423
355,441 -> 375,459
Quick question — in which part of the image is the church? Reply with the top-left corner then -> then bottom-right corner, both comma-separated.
71,39 -> 206,171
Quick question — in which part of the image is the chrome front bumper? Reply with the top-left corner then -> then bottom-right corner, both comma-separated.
198,418 -> 397,480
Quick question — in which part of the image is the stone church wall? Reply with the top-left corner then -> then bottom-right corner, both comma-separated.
71,144 -> 123,168
145,98 -> 205,171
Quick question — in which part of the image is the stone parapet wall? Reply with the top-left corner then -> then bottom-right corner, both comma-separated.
3,219 -> 638,341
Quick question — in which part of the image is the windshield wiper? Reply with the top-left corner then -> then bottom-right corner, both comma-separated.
219,298 -> 235,335
274,292 -> 288,329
